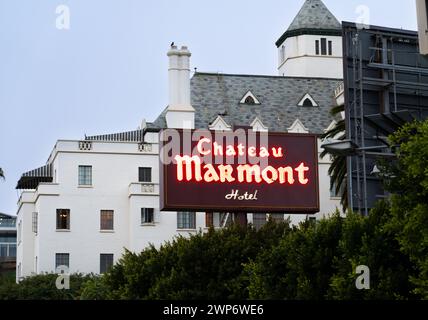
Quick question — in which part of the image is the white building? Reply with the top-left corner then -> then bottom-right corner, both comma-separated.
16,0 -> 344,279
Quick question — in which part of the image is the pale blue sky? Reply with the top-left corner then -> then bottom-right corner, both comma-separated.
0,0 -> 418,215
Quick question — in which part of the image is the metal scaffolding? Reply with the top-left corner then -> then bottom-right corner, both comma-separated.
343,22 -> 428,215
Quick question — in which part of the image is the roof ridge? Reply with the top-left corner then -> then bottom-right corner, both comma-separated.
193,72 -> 342,81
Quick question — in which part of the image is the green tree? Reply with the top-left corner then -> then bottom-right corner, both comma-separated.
384,120 -> 428,298
104,222 -> 291,300
245,214 -> 344,300
0,273 -> 93,300
80,276 -> 110,300
328,201 -> 416,300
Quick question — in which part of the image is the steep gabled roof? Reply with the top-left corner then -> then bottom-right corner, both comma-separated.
276,0 -> 342,47
154,72 -> 341,134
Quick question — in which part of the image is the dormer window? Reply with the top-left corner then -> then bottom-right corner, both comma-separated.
303,98 -> 314,107
245,96 -> 256,105
240,91 -> 261,105
209,116 -> 232,131
298,93 -> 318,107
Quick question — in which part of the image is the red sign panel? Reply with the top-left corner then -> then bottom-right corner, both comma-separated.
160,130 -> 319,213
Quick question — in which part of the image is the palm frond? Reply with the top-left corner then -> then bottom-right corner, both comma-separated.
320,104 -> 348,211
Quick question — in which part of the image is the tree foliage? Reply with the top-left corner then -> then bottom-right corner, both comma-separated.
104,222 -> 291,300
383,120 -> 428,298
0,273 -> 92,300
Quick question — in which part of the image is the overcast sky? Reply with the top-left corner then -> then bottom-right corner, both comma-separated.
0,0 -> 418,215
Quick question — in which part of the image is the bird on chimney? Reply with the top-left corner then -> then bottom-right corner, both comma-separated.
170,42 -> 175,47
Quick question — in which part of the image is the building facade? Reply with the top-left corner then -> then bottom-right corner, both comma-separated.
16,0 -> 344,279
0,213 -> 17,274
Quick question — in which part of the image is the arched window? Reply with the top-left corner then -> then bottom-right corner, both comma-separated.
303,98 -> 314,107
298,93 -> 318,107
245,96 -> 256,105
240,91 -> 260,105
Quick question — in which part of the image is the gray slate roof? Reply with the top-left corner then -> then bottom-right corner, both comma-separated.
288,0 -> 341,32
154,72 -> 342,135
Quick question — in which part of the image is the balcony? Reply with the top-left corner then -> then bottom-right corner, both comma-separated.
0,219 -> 16,229
0,243 -> 16,258
128,183 -> 159,197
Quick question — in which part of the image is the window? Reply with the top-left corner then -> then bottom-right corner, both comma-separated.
55,253 -> 70,269
177,212 -> 196,229
78,165 -> 92,186
100,210 -> 114,231
281,45 -> 285,62
205,212 -> 214,228
56,209 -> 70,230
270,214 -> 285,222
298,93 -> 318,108
328,40 -> 333,55
321,38 -> 327,55
330,181 -> 345,198
17,221 -> 22,243
32,212 -> 38,234
303,98 -> 314,107
315,40 -> 320,55
141,208 -> 154,224
253,213 -> 267,231
240,91 -> 260,105
100,254 -> 114,274
244,96 -> 256,105
139,167 -> 152,182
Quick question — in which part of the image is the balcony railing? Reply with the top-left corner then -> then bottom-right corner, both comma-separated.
0,243 -> 17,258
129,183 -> 159,197
0,219 -> 16,228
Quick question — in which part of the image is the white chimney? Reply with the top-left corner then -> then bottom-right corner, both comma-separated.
165,45 -> 195,129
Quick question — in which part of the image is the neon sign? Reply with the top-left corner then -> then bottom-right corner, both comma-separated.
160,130 -> 319,213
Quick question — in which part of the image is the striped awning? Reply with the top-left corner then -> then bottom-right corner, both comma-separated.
16,164 -> 53,190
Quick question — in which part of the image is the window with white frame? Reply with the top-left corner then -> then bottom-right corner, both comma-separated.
321,38 -> 327,55
55,253 -> 69,269
32,212 -> 38,234
100,210 -> 114,231
56,209 -> 70,230
316,38 -> 333,56
139,167 -> 152,182
78,165 -> 92,186
177,212 -> 196,229
141,208 -> 154,224
100,254 -> 114,274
